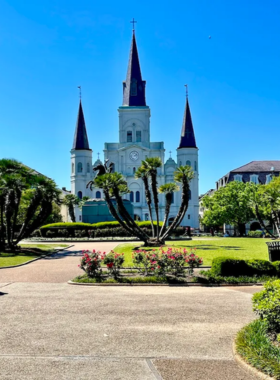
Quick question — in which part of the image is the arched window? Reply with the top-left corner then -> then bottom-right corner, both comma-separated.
127,131 -> 132,142
188,189 -> 191,200
136,131 -> 141,142
179,161 -> 182,166
77,191 -> 83,199
234,174 -> 243,182
194,161 -> 197,171
186,160 -> 191,167
96,191 -> 101,199
171,192 -> 174,204
133,167 -> 136,174
130,191 -> 134,202
131,78 -> 137,96
136,191 -> 140,202
266,174 -> 272,184
78,162 -> 83,173
72,163 -> 74,173
87,163 -> 90,173
145,213 -> 149,221
250,174 -> 259,184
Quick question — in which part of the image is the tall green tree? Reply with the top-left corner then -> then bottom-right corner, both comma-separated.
0,159 -> 61,250
202,181 -> 254,236
158,183 -> 179,236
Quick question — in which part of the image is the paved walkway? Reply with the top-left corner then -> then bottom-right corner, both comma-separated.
0,243 -> 261,379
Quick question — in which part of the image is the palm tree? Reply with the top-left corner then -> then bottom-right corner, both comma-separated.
162,166 -> 194,240
135,166 -> 155,237
94,172 -> 149,243
63,194 -> 80,222
158,183 -> 179,236
141,157 -> 162,240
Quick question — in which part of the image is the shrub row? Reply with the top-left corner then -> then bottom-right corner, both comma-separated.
39,221 -> 184,238
248,230 -> 263,238
211,257 -> 280,277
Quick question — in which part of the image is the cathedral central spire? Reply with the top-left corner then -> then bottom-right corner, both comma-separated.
72,100 -> 90,150
122,30 -> 147,106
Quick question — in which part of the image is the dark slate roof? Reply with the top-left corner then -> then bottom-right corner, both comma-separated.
231,161 -> 280,172
178,98 -> 197,149
72,101 -> 91,150
122,32 -> 147,106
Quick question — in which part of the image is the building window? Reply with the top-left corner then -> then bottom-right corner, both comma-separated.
77,191 -> 83,199
136,191 -> 140,202
131,78 -> 137,96
186,160 -> 191,167
171,192 -> 174,204
179,161 -> 182,166
72,163 -> 74,173
79,215 -> 82,221
234,174 -> 242,182
87,163 -> 90,173
136,131 -> 141,142
96,191 -> 101,199
194,161 -> 197,171
250,174 -> 259,184
127,131 -> 132,142
266,174 -> 272,184
188,190 -> 191,200
188,214 -> 190,220
133,167 -> 136,174
145,213 -> 149,221
130,191 -> 134,202
78,162 -> 83,173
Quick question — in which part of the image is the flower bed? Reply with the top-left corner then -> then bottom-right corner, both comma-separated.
75,247 -> 203,283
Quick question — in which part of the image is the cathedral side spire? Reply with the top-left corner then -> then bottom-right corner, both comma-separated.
122,29 -> 147,106
72,100 -> 91,150
178,94 -> 197,149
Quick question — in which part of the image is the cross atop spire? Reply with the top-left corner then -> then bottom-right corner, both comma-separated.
130,18 -> 137,31
122,29 -> 147,106
72,100 -> 91,150
178,87 -> 197,149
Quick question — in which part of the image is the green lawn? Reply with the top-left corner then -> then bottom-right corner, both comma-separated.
113,238 -> 271,267
0,244 -> 68,268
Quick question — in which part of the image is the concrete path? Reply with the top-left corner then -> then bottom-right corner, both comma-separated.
0,243 -> 260,379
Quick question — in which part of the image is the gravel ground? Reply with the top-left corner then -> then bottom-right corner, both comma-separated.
0,242 -> 260,379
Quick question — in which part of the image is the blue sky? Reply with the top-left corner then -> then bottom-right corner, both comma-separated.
1,0 -> 280,194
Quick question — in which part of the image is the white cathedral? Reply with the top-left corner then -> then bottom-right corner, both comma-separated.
70,31 -> 199,228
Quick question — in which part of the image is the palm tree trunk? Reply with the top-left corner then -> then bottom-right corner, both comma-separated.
102,191 -> 137,237
150,172 -> 159,240
11,189 -> 22,242
159,194 -> 172,236
142,176 -> 155,237
162,182 -> 189,240
5,190 -> 15,249
0,195 -> 5,249
112,190 -> 149,243
69,204 -> 76,222
17,190 -> 43,243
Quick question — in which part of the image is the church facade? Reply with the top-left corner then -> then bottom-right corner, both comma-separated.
70,31 -> 199,228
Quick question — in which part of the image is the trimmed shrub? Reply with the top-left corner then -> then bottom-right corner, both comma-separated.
253,280 -> 280,333
248,230 -> 263,238
30,229 -> 41,238
272,261 -> 280,276
211,257 -> 276,277
46,230 -> 56,238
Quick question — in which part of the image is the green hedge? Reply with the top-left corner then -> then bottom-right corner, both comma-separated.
248,230 -> 263,238
39,220 -> 181,238
253,280 -> 280,333
211,257 -> 278,277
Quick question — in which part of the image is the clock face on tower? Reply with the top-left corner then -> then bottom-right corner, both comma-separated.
129,151 -> 139,161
